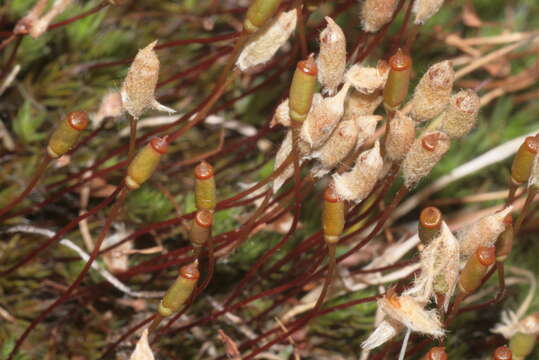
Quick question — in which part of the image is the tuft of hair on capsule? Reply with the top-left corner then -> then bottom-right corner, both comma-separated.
47,111 -> 89,158
441,89 -> 481,139
121,41 -> 175,119
270,98 -> 291,128
312,118 -> 358,172
322,184 -> 345,245
410,60 -> 455,122
495,214 -> 513,262
300,83 -> 350,149
125,137 -> 168,190
345,61 -> 390,95
378,290 -> 445,337
237,10 -> 297,72
383,48 -> 412,110
422,346 -> 448,360
194,161 -> 217,211
289,55 -> 318,124
317,17 -> 346,96
332,141 -> 383,202
418,206 -> 443,246
360,0 -> 399,33
361,318 -> 403,350
190,210 -> 213,250
402,131 -> 451,189
493,346 -> 512,360
385,110 -> 415,162
458,245 -> 496,295
413,0 -> 445,25
344,89 -> 383,119
404,222 -> 459,310
157,261 -> 200,318
243,0 -> 283,34
458,206 -> 512,259
511,134 -> 539,184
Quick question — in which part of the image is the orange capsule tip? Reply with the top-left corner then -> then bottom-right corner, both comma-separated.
297,56 -> 317,76
195,210 -> 213,228
420,207 -> 442,230
150,137 -> 169,154
523,135 -> 539,155
180,262 -> 200,280
476,246 -> 496,266
66,111 -> 89,131
493,345 -> 512,360
324,186 -> 341,203
388,48 -> 412,72
195,161 -> 214,180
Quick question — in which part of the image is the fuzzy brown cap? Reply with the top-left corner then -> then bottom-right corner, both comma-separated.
360,0 -> 399,32
413,0 -> 445,25
441,89 -> 480,139
317,17 -> 347,96
385,111 -> 416,162
410,61 -> 455,122
332,141 -> 383,202
402,131 -> 451,189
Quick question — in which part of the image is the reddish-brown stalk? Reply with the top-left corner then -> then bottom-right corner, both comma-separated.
8,186 -> 128,359
48,1 -> 110,30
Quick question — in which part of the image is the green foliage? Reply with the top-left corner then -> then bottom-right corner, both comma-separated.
126,184 -> 174,224
12,101 -> 47,144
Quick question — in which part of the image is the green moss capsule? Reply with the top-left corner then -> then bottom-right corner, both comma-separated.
157,262 -> 199,317
383,48 -> 412,110
322,185 -> 345,245
244,0 -> 283,34
511,135 -> 538,184
493,346 -> 512,360
195,161 -> 216,211
190,210 -> 213,249
421,346 -> 447,360
459,246 -> 495,295
418,206 -> 442,246
125,137 -> 168,190
47,111 -> 89,158
289,56 -> 318,123
510,332 -> 535,360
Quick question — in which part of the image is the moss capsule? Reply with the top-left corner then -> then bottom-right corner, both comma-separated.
244,0 -> 283,34
418,206 -> 442,246
510,332 -> 535,360
459,246 -> 495,295
383,48 -> 412,110
195,161 -> 216,211
511,135 -> 538,184
289,56 -> 318,123
322,185 -> 345,244
47,111 -> 89,158
157,262 -> 199,317
125,137 -> 168,190
190,210 -> 213,249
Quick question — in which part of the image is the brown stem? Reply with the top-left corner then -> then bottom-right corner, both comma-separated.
514,187 -> 537,234
8,186 -> 128,360
294,0 -> 308,58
